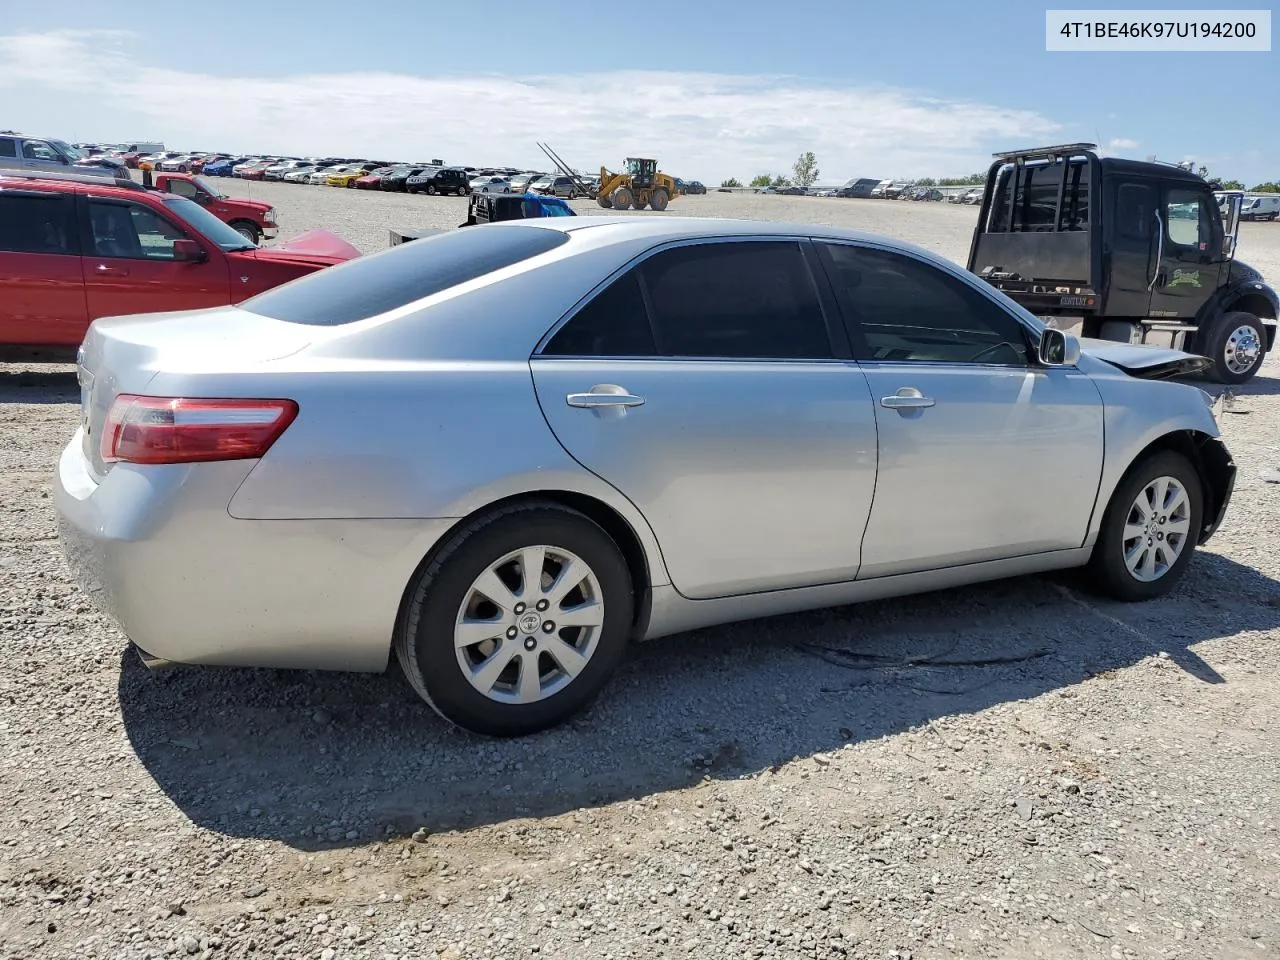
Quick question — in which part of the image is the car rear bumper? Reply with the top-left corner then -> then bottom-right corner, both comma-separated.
54,433 -> 456,673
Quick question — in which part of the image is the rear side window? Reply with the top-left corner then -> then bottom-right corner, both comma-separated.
0,138 -> 17,158
0,193 -> 77,255
241,224 -> 570,325
543,272 -> 656,356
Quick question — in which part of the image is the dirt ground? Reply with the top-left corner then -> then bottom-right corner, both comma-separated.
1,184 -> 1279,960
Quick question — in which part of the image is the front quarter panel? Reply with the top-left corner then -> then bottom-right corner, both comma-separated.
1081,355 -> 1223,547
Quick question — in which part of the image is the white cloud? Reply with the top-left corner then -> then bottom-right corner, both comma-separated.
1105,137 -> 1140,151
0,30 -> 1063,183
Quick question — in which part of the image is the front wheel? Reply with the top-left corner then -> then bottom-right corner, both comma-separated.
230,221 -> 260,245
1202,311 -> 1267,384
426,184 -> 437,195
395,503 -> 634,736
1087,450 -> 1203,601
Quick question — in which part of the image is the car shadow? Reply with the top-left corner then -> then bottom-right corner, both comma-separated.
118,551 -> 1280,851
0,367 -> 78,405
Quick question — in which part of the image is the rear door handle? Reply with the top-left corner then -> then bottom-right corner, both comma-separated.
880,388 -> 935,409
567,390 -> 645,408
94,264 -> 129,277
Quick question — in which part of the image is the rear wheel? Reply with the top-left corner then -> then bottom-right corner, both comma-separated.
395,503 -> 633,736
649,188 -> 670,211
1202,311 -> 1267,384
611,187 -> 633,210
1087,450 -> 1202,601
596,195 -> 613,209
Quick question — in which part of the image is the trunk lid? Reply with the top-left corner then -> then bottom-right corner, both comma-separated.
77,306 -> 315,479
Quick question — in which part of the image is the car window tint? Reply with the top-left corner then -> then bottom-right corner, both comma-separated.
0,138 -> 17,158
543,271 -> 656,356
1117,184 -> 1155,240
818,243 -> 1029,365
88,200 -> 188,260
640,241 -> 832,359
0,194 -> 76,255
165,178 -> 199,199
242,224 -> 569,325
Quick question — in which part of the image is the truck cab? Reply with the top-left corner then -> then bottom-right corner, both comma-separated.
967,143 -> 1277,383
150,172 -> 277,244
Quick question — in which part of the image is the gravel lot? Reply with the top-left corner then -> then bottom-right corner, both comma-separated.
2,183 -> 1280,960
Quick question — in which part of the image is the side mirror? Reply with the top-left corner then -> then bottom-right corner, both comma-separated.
171,239 -> 205,262
1039,328 -> 1081,366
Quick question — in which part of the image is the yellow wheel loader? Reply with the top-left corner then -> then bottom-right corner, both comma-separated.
595,157 -> 677,211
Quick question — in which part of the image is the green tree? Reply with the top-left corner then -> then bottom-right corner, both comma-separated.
792,151 -> 820,187
770,174 -> 793,188
1250,182 -> 1280,193
1220,179 -> 1245,190
720,177 -> 743,188
916,177 -> 937,187
749,174 -> 772,188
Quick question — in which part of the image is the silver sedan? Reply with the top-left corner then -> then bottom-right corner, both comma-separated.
55,217 -> 1236,736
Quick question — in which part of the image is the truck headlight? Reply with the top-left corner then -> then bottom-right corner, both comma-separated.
263,209 -> 276,223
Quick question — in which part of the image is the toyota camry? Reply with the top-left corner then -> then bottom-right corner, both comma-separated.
55,217 -> 1236,736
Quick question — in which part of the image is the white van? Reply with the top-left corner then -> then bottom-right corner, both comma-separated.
1240,195 -> 1280,222
123,141 -> 165,154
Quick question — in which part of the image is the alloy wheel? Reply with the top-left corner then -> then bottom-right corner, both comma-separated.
1224,325 -> 1262,375
454,545 -> 604,704
1122,476 -> 1191,582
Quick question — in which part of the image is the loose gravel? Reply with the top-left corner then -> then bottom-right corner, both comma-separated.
2,184 -> 1280,960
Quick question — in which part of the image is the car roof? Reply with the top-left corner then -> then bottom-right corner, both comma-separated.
0,171 -> 146,199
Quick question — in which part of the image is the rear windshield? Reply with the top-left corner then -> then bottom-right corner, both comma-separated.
240,224 -> 570,325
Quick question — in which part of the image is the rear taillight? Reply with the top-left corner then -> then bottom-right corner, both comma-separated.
100,395 -> 298,465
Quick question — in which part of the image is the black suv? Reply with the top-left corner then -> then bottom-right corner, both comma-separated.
407,167 -> 470,195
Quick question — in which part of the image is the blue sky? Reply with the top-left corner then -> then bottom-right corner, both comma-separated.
1,0 -> 1275,184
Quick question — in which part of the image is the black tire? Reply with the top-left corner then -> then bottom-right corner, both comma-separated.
596,195 -> 613,209
611,187 -> 633,210
395,502 -> 634,737
1087,450 -> 1203,602
230,221 -> 260,245
1201,311 -> 1267,384
649,188 -> 670,211
457,186 -> 468,196
426,184 -> 437,195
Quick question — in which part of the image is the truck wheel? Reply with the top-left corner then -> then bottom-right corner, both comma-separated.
230,222 -> 261,245
596,195 -> 613,209
1202,311 -> 1266,384
611,187 -> 633,210
649,188 -> 670,211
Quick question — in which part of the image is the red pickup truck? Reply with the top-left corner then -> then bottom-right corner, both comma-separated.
0,170 -> 361,360
149,172 -> 278,245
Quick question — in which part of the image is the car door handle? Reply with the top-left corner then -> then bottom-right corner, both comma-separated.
880,388 -> 935,409
567,388 -> 645,408
94,264 -> 129,277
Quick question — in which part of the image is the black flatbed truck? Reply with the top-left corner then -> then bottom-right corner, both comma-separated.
966,142 -> 1277,383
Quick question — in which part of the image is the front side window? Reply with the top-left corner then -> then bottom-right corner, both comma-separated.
0,193 -> 76,255
88,199 -> 189,260
22,140 -> 60,162
165,178 -> 200,200
1166,188 -> 1211,248
818,242 -> 1030,365
0,138 -> 17,159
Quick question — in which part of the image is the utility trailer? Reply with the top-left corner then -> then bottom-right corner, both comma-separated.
966,142 -> 1277,383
